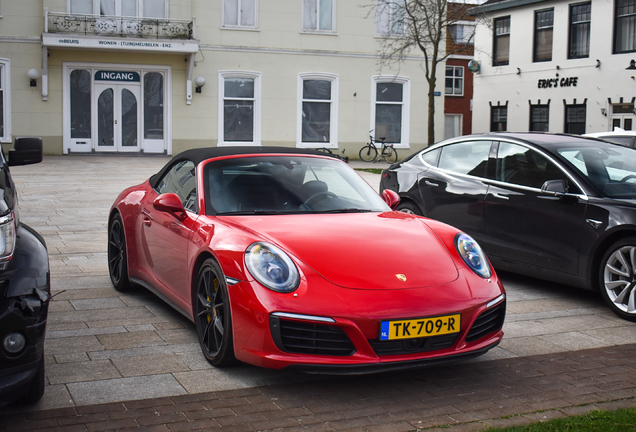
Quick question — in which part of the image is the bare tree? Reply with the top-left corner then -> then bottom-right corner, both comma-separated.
373,0 -> 476,146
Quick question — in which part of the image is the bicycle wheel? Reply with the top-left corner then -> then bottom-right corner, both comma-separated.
386,146 -> 398,164
359,144 -> 378,162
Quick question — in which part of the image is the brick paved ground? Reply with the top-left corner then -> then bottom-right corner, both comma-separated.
2,343 -> 635,432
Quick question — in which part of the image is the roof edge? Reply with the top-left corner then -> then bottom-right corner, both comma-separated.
469,0 -> 552,16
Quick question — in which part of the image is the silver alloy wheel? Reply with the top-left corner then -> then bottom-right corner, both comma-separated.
603,245 -> 636,315
399,208 -> 416,215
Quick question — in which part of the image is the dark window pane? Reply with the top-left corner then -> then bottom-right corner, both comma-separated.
497,142 -> 567,188
98,88 -> 114,146
616,0 -> 636,53
70,70 -> 91,139
491,106 -> 507,131
570,3 -> 591,58
224,100 -> 254,141
224,78 -> 254,98
565,105 -> 586,134
0,90 -> 3,138
375,104 -> 402,143
530,105 -> 549,132
303,80 -> 331,100
494,17 -> 510,66
121,88 -> 137,147
302,101 -> 331,142
144,72 -> 163,139
376,82 -> 403,102
534,9 -> 554,62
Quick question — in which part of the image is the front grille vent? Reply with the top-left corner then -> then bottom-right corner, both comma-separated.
466,300 -> 506,343
369,333 -> 458,356
270,316 -> 355,356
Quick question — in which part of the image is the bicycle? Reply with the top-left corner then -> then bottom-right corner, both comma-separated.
359,133 -> 398,163
314,147 -> 349,163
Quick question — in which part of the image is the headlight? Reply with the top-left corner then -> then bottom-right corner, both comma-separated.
245,242 -> 300,293
455,233 -> 491,279
0,212 -> 16,262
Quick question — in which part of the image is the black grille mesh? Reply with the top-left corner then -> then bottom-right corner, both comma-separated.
369,333 -> 458,356
466,300 -> 506,343
270,316 -> 356,356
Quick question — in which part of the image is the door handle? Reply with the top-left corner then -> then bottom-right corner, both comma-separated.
492,193 -> 509,200
425,180 -> 439,187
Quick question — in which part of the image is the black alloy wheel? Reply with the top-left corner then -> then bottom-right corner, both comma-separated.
108,213 -> 132,292
194,259 -> 236,366
600,237 -> 636,322
396,201 -> 423,216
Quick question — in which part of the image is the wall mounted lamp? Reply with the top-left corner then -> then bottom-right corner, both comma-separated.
194,76 -> 206,93
27,68 -> 40,87
627,60 -> 636,70
596,59 -> 601,68
516,68 -> 521,75
601,108 -> 607,116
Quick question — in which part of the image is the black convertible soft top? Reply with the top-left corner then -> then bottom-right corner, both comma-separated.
149,146 -> 333,188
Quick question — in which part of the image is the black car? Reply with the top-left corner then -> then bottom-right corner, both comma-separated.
380,132 -> 636,322
0,137 -> 49,407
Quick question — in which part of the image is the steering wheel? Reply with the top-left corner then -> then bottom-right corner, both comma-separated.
304,191 -> 337,207
621,175 -> 636,182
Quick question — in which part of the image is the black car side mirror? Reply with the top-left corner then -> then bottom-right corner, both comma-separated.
8,137 -> 43,167
541,179 -> 566,195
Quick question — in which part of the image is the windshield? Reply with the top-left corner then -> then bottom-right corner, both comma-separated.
558,144 -> 636,198
204,156 -> 389,215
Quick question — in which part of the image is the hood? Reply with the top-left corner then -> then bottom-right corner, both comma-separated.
225,212 -> 459,289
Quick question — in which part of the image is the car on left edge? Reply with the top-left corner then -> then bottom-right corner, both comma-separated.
108,146 -> 506,374
0,137 -> 50,407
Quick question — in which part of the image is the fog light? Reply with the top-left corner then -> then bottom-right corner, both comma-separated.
3,332 -> 26,354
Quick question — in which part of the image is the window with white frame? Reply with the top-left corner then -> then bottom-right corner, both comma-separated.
445,66 -> 463,96
297,73 -> 338,148
372,76 -> 410,147
69,0 -> 166,18
615,0 -> 636,53
223,0 -> 257,28
219,72 -> 261,146
303,0 -> 334,32
376,0 -> 405,36
0,59 -> 10,143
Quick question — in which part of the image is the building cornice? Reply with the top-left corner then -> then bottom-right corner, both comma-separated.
469,0 -> 552,15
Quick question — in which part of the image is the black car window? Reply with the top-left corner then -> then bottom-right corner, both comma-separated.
421,147 -> 441,166
155,160 -> 197,212
497,142 -> 569,190
438,141 -> 491,178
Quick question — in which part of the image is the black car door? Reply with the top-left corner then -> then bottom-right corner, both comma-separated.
482,141 -> 587,275
417,140 -> 494,242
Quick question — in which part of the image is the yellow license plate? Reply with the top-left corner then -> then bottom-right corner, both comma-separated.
379,314 -> 461,341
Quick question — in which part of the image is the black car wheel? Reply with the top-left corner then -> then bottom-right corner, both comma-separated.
22,356 -> 45,404
600,237 -> 636,322
396,201 -> 423,216
195,259 -> 236,367
108,213 -> 132,292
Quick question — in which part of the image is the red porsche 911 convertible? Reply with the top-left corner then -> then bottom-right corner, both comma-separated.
108,147 -> 506,373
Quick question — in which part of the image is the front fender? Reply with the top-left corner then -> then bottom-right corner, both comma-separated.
6,224 -> 50,299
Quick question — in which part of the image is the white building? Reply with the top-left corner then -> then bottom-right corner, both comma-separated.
470,0 -> 636,135
0,1 -> 442,156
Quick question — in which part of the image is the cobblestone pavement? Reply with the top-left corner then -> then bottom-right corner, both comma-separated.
0,155 -> 635,431
1,344 -> 635,431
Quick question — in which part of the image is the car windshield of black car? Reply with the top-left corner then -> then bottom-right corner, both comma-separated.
205,156 -> 389,215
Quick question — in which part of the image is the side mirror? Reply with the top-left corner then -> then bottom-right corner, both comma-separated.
8,137 -> 43,166
382,189 -> 401,210
153,193 -> 187,220
541,179 -> 566,195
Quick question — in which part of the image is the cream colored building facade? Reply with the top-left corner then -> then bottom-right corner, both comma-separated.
0,1 -> 441,156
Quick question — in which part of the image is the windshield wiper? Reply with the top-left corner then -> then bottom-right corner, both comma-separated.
217,210 -> 306,216
318,208 -> 374,213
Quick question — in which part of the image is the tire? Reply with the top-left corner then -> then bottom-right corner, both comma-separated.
599,237 -> 636,322
385,147 -> 399,164
22,356 -> 45,404
108,213 -> 132,292
396,201 -> 423,216
194,259 -> 236,367
359,145 -> 378,162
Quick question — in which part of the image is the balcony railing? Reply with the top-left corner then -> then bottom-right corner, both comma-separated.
45,10 -> 195,39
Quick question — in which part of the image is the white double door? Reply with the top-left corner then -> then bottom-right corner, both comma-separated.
95,83 -> 141,152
